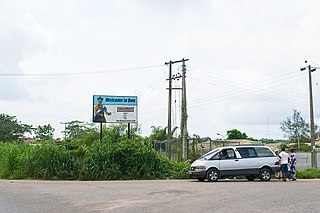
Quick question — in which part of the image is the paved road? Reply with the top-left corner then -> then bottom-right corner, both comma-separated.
1,179 -> 320,213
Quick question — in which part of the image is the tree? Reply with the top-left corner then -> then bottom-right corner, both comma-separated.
147,126 -> 168,151
280,109 -> 312,142
0,114 -> 31,141
149,126 -> 167,141
34,124 -> 55,140
226,129 -> 248,140
65,121 -> 99,144
65,120 -> 86,140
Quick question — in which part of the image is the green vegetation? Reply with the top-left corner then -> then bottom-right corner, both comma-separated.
2,112 -> 320,181
0,114 -> 32,141
297,168 -> 320,179
225,129 -> 257,141
0,139 -> 190,180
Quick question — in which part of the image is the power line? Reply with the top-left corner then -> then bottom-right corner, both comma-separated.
187,70 -> 306,106
0,64 -> 164,78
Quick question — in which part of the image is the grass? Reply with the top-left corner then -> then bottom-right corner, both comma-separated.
0,140 -> 191,180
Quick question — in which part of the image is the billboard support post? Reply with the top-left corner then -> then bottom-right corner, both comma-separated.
100,122 -> 103,143
128,123 -> 131,139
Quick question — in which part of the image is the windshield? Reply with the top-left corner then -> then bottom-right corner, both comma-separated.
199,148 -> 220,160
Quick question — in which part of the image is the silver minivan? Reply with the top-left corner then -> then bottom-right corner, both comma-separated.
187,145 -> 279,182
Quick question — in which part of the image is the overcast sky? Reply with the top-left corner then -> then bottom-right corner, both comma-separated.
1,0 -> 320,140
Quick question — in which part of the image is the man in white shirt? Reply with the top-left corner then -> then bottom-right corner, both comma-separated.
278,148 -> 290,181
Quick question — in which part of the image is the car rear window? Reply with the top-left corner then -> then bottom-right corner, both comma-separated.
254,147 -> 275,157
237,148 -> 257,158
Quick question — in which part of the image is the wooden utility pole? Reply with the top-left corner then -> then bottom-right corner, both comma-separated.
301,61 -> 318,168
181,58 -> 188,161
308,64 -> 316,168
166,61 -> 173,159
165,58 -> 189,160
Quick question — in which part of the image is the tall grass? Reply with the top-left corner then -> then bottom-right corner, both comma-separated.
0,139 -> 191,180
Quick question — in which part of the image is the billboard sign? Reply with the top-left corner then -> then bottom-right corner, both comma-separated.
93,95 -> 138,123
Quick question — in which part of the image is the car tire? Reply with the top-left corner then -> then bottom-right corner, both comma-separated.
259,168 -> 271,181
206,168 -> 219,182
197,178 -> 205,182
246,176 -> 255,181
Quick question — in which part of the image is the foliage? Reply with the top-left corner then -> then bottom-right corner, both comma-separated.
247,137 -> 258,141
0,142 -> 28,179
0,136 -> 191,180
290,142 -> 311,152
280,109 -> 311,142
65,120 -> 87,140
296,168 -> 320,179
171,160 -> 191,179
65,121 -> 100,145
0,114 -> 32,142
149,126 -> 167,141
278,142 -> 290,150
226,129 -> 248,140
147,126 -> 168,151
260,139 -> 276,144
33,124 -> 55,140
278,142 -> 311,152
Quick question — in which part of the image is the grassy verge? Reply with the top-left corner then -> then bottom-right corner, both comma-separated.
0,140 -> 191,180
296,168 -> 320,179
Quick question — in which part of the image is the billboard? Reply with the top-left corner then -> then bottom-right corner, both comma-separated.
93,95 -> 138,123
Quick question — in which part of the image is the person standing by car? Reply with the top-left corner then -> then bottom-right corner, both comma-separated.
289,149 -> 297,181
275,150 -> 281,180
278,148 -> 290,181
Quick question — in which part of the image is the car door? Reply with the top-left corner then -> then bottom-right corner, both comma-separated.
219,148 -> 239,176
236,147 -> 260,175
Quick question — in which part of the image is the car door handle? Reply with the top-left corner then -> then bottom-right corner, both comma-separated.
235,159 -> 239,161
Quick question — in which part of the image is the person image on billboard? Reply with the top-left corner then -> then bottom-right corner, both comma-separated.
93,96 -> 111,122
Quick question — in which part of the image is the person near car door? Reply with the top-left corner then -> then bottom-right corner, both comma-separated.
275,150 -> 281,180
278,148 -> 290,181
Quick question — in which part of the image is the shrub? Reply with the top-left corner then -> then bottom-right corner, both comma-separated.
296,168 -> 320,179
0,139 -> 192,180
0,142 -> 29,179
171,160 -> 191,179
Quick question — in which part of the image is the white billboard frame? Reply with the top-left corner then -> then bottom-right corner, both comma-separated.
92,95 -> 138,123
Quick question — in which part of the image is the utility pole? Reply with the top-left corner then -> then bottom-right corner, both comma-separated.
60,122 -> 68,142
301,61 -> 318,168
165,58 -> 189,160
166,61 -> 173,160
181,58 -> 189,161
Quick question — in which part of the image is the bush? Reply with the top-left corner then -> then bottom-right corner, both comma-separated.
0,142 -> 29,179
0,138 -> 192,181
171,160 -> 191,179
296,168 -> 320,179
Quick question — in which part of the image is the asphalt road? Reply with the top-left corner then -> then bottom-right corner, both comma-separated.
1,179 -> 320,213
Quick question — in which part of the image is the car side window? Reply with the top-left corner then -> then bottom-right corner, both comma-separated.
237,148 -> 257,158
255,147 -> 275,157
219,149 -> 236,159
210,152 -> 220,160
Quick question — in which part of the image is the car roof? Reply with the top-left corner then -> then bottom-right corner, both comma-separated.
222,145 -> 269,149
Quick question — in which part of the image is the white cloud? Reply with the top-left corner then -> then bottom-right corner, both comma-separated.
1,0 -> 320,139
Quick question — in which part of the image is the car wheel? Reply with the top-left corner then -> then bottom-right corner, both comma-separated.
197,178 -> 205,182
246,176 -> 255,181
206,168 -> 219,182
259,168 -> 271,181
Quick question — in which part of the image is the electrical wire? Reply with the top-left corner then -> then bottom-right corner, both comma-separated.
0,64 -> 165,78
